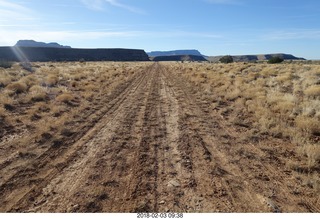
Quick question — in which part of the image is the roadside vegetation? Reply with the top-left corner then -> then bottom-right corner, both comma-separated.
0,61 -> 148,151
219,55 -> 234,64
166,61 -> 320,190
1,60 -> 319,194
268,56 -> 284,64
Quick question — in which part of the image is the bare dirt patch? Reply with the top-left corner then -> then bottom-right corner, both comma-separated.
0,62 -> 319,212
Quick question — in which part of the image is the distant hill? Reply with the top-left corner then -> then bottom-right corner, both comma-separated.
206,53 -> 305,62
15,40 -> 71,49
152,55 -> 207,62
0,47 -> 149,62
148,50 -> 203,57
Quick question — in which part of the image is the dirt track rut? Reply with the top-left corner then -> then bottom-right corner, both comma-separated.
0,63 -> 319,212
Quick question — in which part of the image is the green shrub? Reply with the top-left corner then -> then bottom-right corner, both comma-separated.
268,56 -> 284,64
219,55 -> 234,64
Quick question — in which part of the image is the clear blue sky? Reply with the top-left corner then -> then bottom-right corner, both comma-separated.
0,0 -> 319,59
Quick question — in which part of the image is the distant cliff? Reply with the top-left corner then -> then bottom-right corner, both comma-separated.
206,53 -> 305,62
148,50 -> 203,57
15,40 -> 71,49
152,55 -> 207,62
0,47 -> 149,62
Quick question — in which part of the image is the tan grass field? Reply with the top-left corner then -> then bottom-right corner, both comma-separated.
173,61 -> 320,165
0,61 -> 319,212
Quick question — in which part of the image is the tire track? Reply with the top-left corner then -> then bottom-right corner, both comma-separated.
0,66 -> 148,212
160,63 -> 319,212
1,62 -> 318,212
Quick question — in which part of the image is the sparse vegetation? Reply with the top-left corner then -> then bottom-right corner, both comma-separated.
304,85 -> 320,97
173,61 -> 320,179
268,56 -> 284,64
5,81 -> 28,94
219,55 -> 234,64
0,61 -> 148,145
28,85 -> 47,102
0,61 -> 319,212
56,93 -> 74,103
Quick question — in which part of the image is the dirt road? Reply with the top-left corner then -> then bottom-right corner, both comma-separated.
0,63 -> 318,212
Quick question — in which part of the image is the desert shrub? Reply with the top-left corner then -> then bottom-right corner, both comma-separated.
6,81 -> 28,94
45,75 -> 58,87
29,85 -> 47,102
0,93 -> 14,108
0,76 -> 12,88
51,105 -> 66,117
73,73 -> 87,81
21,75 -> 39,87
268,56 -> 284,64
304,85 -> 320,97
295,115 -> 320,135
56,93 -> 74,103
0,60 -> 13,69
300,144 -> 320,169
0,105 -> 6,116
219,55 -> 234,64
84,84 -> 99,92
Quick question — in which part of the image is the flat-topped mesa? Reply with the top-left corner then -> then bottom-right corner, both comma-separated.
207,53 -> 306,62
148,49 -> 203,57
15,40 -> 71,49
0,40 -> 149,62
152,55 -> 207,62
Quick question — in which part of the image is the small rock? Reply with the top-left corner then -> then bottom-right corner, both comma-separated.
159,200 -> 165,204
167,179 -> 180,187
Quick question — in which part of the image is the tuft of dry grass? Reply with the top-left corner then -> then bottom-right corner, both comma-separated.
0,74 -> 12,88
45,75 -> 59,87
5,81 -> 28,94
295,115 -> 320,135
56,93 -> 74,103
298,144 -> 320,169
304,85 -> 320,97
51,105 -> 66,117
28,85 -> 47,102
0,106 -> 6,118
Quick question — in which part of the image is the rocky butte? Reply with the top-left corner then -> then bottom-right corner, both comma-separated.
0,40 -> 149,62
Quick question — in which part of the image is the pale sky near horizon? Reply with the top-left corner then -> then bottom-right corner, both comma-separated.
0,0 -> 319,59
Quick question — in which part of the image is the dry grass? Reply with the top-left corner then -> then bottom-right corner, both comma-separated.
168,61 -> 320,177
305,85 -> 320,97
0,72 -> 12,88
1,60 -> 319,191
56,93 -> 74,103
5,81 -> 28,94
45,75 -> 59,87
0,61 -> 149,151
299,144 -> 320,169
0,105 -> 6,118
28,85 -> 47,102
295,115 -> 320,140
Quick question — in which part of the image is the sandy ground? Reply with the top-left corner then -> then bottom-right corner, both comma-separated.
0,63 -> 319,212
